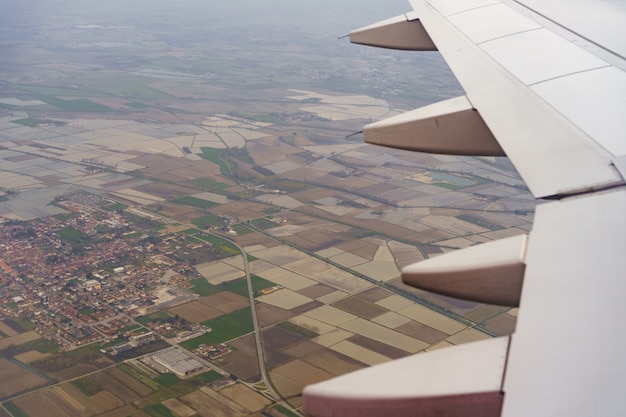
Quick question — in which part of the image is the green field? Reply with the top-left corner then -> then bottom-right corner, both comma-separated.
432,182 -> 463,190
191,214 -> 226,229
118,363 -> 162,391
57,227 -> 92,247
22,85 -> 96,97
125,101 -> 151,108
172,196 -> 219,209
222,275 -> 274,297
154,373 -> 180,387
197,147 -> 231,174
103,202 -> 129,212
26,338 -> 58,353
233,224 -> 254,235
191,370 -> 223,384
136,311 -> 174,325
251,218 -> 278,230
72,375 -> 104,395
144,403 -> 177,417
1,336 -> 58,358
118,324 -> 143,333
189,232 -> 240,256
4,317 -> 36,332
189,178 -> 231,192
180,307 -> 253,349
3,401 -> 29,417
273,404 -> 300,417
277,321 -> 318,339
189,278 -> 223,297
458,214 -> 501,231
37,95 -> 111,112
12,117 -> 66,127
147,379 -> 196,403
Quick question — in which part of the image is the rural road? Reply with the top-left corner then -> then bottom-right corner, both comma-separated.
233,238 -> 304,416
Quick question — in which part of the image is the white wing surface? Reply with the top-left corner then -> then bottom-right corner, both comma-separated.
304,1 -> 626,416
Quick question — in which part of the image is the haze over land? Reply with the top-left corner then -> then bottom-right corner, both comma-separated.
0,2 -> 533,417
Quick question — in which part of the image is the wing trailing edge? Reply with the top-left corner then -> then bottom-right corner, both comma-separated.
304,336 -> 509,417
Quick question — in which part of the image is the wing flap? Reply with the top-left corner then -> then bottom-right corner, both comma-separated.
304,337 -> 509,417
502,189 -> 626,417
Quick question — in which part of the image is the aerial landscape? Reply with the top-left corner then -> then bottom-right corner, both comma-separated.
0,1 -> 535,416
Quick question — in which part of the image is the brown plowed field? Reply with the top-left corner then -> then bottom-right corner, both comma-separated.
331,296 -> 389,319
356,286 -> 392,303
14,390 -> 79,417
232,233 -> 281,248
134,182 -> 198,200
96,404 -> 145,417
484,314 -> 517,336
163,398 -> 197,417
263,347 -> 293,368
262,327 -> 304,351
91,390 -> 125,411
90,371 -> 142,403
282,340 -> 324,358
0,358 -> 48,398
221,384 -> 271,412
464,304 -> 508,323
200,291 -> 249,314
337,239 -> 379,260
347,335 -> 407,359
302,347 -> 365,376
107,366 -> 154,396
395,321 -> 448,345
255,303 -> 293,327
296,284 -> 336,299
168,300 -> 222,323
289,300 -> 323,315
229,333 -> 257,356
180,390 -> 243,417
219,350 -> 260,382
212,201 -> 272,221
272,360 -> 333,387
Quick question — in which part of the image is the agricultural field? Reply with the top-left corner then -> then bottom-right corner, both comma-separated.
179,307 -> 254,350
0,359 -> 49,399
0,2 -> 536,415
1,359 -> 269,417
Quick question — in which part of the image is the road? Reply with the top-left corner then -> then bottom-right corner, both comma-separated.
231,238 -> 303,416
129,207 -> 303,414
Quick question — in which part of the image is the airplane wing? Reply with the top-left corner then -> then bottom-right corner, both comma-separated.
303,1 -> 626,416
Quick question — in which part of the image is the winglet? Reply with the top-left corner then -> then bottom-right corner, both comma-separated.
363,96 -> 506,156
350,12 -> 437,51
403,234 -> 527,307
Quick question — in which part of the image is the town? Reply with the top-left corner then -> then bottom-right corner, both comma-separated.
0,192 -> 230,351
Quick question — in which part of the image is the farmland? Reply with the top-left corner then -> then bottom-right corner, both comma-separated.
0,0 -> 532,415
2,361 -> 267,417
180,307 -> 254,349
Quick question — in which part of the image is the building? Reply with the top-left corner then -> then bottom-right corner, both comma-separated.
152,347 -> 204,377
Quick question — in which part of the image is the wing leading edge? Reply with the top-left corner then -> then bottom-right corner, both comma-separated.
303,1 -> 626,416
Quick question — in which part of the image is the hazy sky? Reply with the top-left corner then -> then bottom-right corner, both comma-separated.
0,0 -> 412,34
